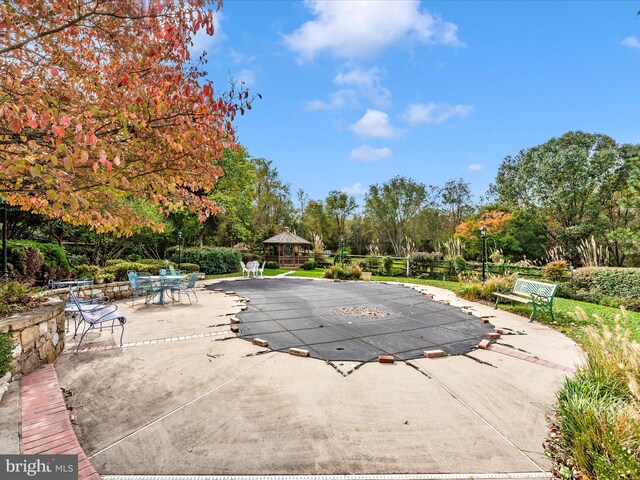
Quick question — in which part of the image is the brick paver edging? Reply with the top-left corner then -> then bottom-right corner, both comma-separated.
486,343 -> 576,374
21,364 -> 100,480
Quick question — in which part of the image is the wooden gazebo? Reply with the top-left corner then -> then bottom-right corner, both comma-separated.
263,231 -> 312,269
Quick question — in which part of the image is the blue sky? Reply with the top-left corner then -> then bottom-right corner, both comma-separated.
196,0 -> 640,203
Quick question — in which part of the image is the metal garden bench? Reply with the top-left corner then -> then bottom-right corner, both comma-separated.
493,278 -> 559,322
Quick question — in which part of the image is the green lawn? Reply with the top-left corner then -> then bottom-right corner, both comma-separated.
204,268 -> 288,279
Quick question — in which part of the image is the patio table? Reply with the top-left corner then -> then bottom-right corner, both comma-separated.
137,275 -> 186,305
246,261 -> 259,278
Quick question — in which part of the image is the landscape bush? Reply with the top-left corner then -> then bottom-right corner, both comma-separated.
266,261 -> 279,269
572,267 -> 640,300
302,261 -> 316,270
7,240 -> 70,284
323,264 -> 362,280
448,255 -> 469,276
0,281 -> 42,317
459,276 -> 514,302
381,256 -> 394,275
71,264 -> 101,280
543,261 -> 569,282
0,334 -> 13,377
546,308 -> 640,478
169,247 -> 240,275
241,253 -> 260,263
409,251 -> 444,277
103,261 -> 156,281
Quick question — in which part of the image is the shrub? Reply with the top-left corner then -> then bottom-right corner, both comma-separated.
546,308 -> 640,478
323,264 -> 362,280
105,259 -> 124,267
169,247 -> 240,275
103,261 -> 156,281
365,256 -> 381,272
543,261 -> 568,282
7,240 -> 70,284
409,252 -> 443,277
381,256 -> 394,276
448,255 -> 468,275
71,264 -> 101,280
573,267 -> 640,300
312,251 -> 325,263
0,281 -> 42,317
302,261 -> 316,270
242,253 -> 259,263
266,261 -> 279,269
459,276 -> 514,302
0,334 -> 13,377
178,263 -> 200,273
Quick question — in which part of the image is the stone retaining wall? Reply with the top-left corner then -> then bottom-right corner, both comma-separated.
0,300 -> 66,378
48,281 -> 133,302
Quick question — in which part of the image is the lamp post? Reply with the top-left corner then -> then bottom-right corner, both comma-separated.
1,198 -> 7,281
480,226 -> 486,283
177,231 -> 183,272
340,236 -> 344,264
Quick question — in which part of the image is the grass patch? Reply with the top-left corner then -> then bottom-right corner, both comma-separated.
204,268 -> 289,279
546,309 -> 640,477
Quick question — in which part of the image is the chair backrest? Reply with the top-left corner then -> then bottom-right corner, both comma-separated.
169,265 -> 177,275
68,287 -> 94,325
186,271 -> 198,288
259,261 -> 266,271
127,271 -> 139,288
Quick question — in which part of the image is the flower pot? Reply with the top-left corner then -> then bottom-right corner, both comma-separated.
94,278 -> 104,285
362,272 -> 372,282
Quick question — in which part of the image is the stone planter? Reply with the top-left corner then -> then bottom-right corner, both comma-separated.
362,272 -> 372,282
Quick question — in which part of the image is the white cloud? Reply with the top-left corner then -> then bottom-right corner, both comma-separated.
229,49 -> 256,65
233,69 -> 256,86
350,109 -> 403,138
467,163 -> 484,172
189,11 -> 225,58
621,35 -> 640,49
305,89 -> 356,111
334,67 -> 391,106
283,0 -> 463,61
402,102 -> 473,125
341,182 -> 367,196
350,145 -> 393,162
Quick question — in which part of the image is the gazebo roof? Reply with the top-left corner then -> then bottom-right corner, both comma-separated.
262,231 -> 312,245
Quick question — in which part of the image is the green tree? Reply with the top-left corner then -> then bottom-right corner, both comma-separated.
365,176 -> 428,255
324,190 -> 357,248
251,159 -> 294,241
440,178 -> 473,229
492,131 -> 639,264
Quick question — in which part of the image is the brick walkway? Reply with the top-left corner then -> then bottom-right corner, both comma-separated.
21,364 -> 100,480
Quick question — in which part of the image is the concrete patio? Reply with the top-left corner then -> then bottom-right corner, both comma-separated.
44,277 -> 582,477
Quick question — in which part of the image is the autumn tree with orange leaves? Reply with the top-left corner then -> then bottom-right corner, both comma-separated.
0,0 -> 254,235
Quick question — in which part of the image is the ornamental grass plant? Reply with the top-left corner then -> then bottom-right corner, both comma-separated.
546,307 -> 640,479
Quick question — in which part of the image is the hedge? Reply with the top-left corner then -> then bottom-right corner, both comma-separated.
7,240 -> 70,284
572,267 -> 640,300
168,247 -> 240,275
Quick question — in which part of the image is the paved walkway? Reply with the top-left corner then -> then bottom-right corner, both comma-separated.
7,278 -> 582,478
21,364 -> 100,480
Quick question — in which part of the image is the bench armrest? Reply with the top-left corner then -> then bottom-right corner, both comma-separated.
530,292 -> 550,304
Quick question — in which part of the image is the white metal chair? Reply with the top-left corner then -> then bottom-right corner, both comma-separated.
240,261 -> 250,278
257,261 -> 266,278
69,287 -> 126,354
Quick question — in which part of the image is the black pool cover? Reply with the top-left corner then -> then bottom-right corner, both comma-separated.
210,278 -> 494,362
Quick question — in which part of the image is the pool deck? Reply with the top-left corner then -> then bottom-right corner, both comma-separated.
3,277 -> 582,478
